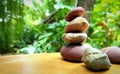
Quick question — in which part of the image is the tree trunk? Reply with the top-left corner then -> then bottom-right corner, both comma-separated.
75,0 -> 95,21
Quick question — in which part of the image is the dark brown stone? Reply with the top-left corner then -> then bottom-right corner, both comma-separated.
60,44 -> 92,62
65,7 -> 85,22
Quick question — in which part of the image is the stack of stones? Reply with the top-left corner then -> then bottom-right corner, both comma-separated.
60,7 -> 92,62
60,7 -> 112,70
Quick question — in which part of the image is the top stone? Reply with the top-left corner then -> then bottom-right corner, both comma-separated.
65,7 -> 85,22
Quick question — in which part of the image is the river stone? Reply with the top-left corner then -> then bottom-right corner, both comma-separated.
60,44 -> 92,62
101,46 -> 120,63
64,17 -> 89,33
82,47 -> 112,70
62,33 -> 87,44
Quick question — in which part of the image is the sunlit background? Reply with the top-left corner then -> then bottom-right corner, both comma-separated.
0,0 -> 120,54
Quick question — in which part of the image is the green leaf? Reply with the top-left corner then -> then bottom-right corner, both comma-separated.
38,33 -> 53,40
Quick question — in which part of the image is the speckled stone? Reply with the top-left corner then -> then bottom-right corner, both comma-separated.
62,33 -> 87,44
64,17 -> 89,33
82,47 -> 112,70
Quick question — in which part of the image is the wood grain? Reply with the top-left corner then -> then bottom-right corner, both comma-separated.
0,53 -> 120,74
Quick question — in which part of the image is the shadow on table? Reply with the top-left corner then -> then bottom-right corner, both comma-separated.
82,64 -> 109,72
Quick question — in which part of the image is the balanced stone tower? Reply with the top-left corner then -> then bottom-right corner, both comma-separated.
60,7 -> 112,70
60,7 -> 91,62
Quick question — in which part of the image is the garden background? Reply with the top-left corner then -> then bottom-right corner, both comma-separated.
0,0 -> 120,54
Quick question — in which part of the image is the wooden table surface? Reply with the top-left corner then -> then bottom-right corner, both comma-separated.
0,53 -> 120,74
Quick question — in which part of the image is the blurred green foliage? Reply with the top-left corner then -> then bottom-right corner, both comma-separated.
0,0 -> 24,54
0,0 -> 120,54
88,0 -> 120,49
18,0 -> 75,54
